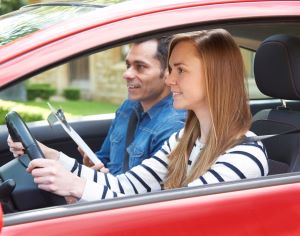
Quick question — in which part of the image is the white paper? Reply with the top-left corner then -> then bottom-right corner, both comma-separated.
57,119 -> 101,165
47,103 -> 101,165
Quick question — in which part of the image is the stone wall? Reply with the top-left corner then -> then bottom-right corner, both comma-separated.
90,47 -> 127,104
30,64 -> 69,95
29,47 -> 127,104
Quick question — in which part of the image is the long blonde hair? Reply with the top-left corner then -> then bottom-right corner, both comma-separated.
164,29 -> 251,189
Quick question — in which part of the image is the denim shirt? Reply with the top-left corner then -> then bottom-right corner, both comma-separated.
95,94 -> 186,175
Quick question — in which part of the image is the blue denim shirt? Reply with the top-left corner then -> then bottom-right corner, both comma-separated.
95,94 -> 186,175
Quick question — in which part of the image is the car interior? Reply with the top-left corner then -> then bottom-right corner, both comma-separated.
251,34 -> 300,175
1,18 -> 300,216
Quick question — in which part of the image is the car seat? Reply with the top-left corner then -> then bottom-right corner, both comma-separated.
251,34 -> 300,175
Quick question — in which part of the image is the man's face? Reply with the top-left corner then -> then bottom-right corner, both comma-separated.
124,40 -> 169,111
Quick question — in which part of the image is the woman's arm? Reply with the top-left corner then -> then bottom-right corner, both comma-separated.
187,141 -> 268,187
59,131 -> 181,201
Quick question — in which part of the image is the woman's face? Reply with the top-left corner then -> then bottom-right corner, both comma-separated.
166,41 -> 208,113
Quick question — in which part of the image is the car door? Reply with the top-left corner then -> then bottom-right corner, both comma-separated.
2,174 -> 300,235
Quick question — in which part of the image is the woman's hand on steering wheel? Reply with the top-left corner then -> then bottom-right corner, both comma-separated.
7,135 -> 24,157
27,158 -> 86,198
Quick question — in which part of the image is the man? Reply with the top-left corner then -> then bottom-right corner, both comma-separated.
81,37 -> 186,175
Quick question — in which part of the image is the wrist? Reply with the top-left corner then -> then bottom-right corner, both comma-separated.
45,148 -> 60,160
70,176 -> 86,199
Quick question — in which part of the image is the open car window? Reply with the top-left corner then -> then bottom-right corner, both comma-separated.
0,43 -> 266,124
0,46 -> 128,124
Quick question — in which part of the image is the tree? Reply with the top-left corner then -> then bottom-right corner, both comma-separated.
0,0 -> 28,15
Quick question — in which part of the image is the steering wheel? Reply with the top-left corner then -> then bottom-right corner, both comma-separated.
0,111 -> 66,213
6,111 -> 46,160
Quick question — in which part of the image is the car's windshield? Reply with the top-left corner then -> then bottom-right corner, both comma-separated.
0,0 -> 115,46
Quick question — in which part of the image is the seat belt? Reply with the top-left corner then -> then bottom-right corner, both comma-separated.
244,128 -> 300,142
123,111 -> 138,172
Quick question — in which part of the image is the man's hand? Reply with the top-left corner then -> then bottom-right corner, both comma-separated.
77,147 -> 109,173
7,135 -> 60,160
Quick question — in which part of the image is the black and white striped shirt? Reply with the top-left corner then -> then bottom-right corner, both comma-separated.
59,129 -> 268,202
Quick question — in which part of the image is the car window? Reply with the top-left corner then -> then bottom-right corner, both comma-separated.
241,47 -> 269,99
0,1 -> 108,46
0,44 -> 269,125
0,46 -> 128,124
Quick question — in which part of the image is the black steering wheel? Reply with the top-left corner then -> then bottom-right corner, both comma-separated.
0,111 -> 66,213
6,111 -> 46,160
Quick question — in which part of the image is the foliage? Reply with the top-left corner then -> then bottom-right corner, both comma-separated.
26,83 -> 56,101
0,99 -> 70,124
0,0 -> 27,15
63,88 -> 80,100
81,0 -> 127,4
16,111 -> 43,123
0,25 -> 39,46
0,106 -> 42,125
0,99 -> 119,124
0,107 -> 9,124
23,100 -> 119,116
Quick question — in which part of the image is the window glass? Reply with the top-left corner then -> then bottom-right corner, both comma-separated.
0,3 -> 105,46
0,1 -> 130,46
0,44 -> 271,125
0,46 -> 127,124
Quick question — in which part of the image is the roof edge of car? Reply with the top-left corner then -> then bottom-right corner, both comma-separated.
21,2 -> 107,9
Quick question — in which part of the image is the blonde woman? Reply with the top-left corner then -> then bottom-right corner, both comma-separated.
8,29 -> 268,201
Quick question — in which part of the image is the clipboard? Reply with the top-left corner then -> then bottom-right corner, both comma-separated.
47,102 -> 101,165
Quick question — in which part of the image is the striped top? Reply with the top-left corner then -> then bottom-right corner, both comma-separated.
58,129 -> 269,202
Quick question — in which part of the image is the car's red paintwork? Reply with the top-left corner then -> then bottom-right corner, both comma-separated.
1,1 -> 300,85
1,0 -> 300,235
3,183 -> 300,235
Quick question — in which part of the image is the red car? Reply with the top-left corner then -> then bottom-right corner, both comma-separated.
1,0 -> 300,235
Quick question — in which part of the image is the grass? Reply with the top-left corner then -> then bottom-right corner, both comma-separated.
0,99 -> 120,120
23,100 -> 120,116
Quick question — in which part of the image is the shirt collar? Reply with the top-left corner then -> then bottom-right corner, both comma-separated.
146,93 -> 172,119
136,93 -> 172,120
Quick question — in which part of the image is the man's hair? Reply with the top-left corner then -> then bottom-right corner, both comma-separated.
154,36 -> 171,76
134,36 -> 171,77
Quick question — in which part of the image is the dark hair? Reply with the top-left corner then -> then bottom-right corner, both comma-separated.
134,36 -> 171,77
154,36 -> 171,76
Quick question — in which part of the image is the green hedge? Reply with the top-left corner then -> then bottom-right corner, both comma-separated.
0,108 -> 8,125
63,88 -> 80,100
26,83 -> 56,100
0,107 -> 43,125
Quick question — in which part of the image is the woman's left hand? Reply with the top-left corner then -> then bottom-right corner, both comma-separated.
27,159 -> 86,199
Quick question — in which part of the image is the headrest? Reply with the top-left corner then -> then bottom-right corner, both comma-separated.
254,34 -> 300,99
